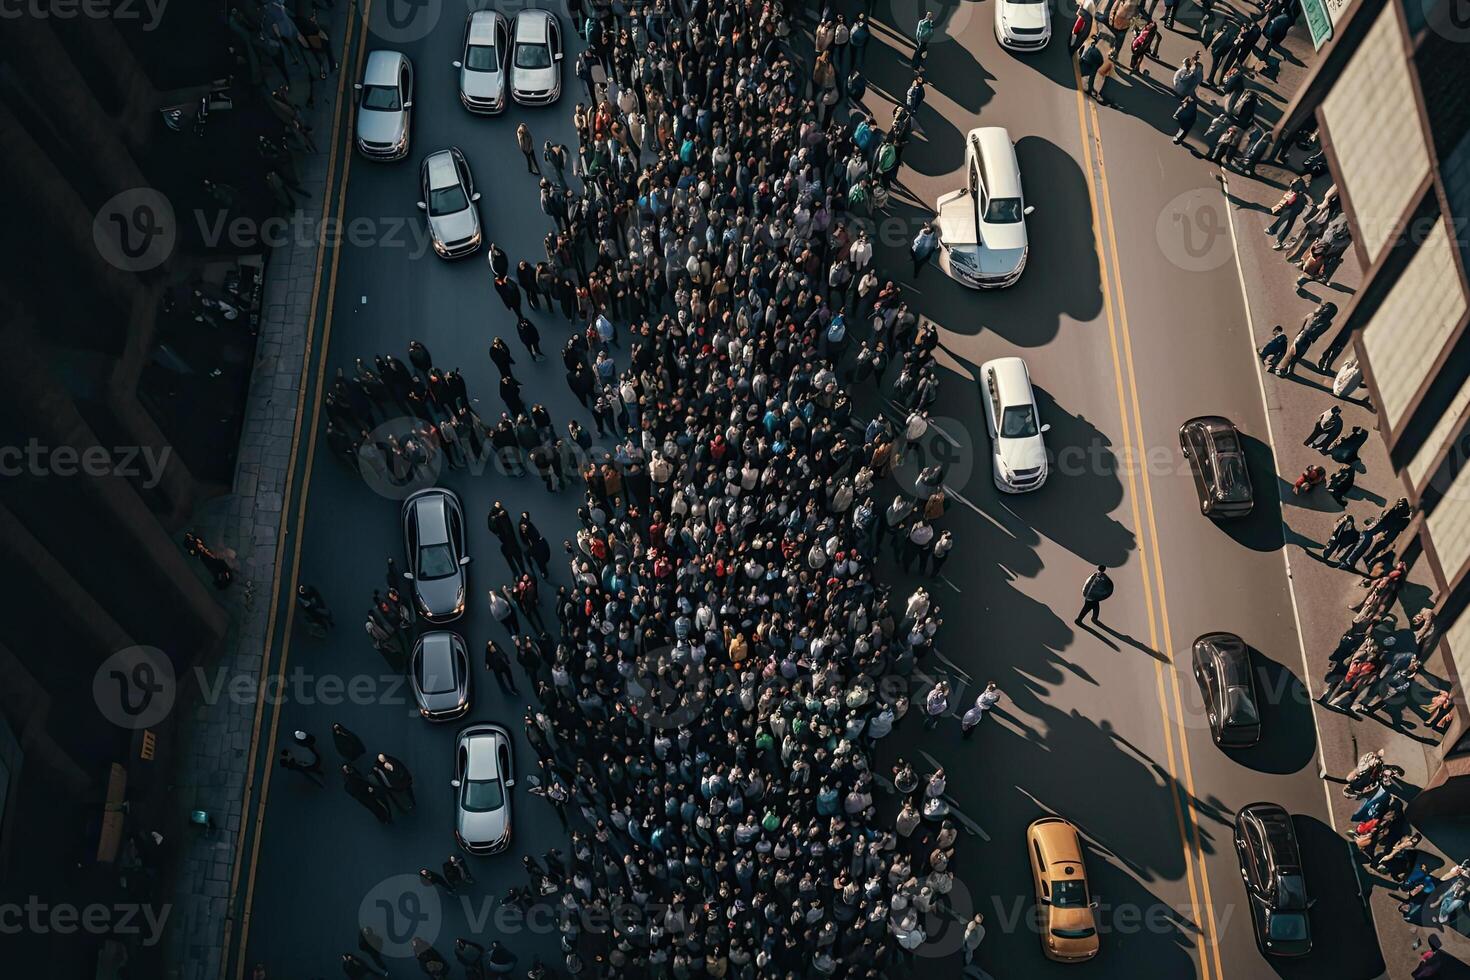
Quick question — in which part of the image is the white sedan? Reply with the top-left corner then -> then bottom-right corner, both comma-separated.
995,0 -> 1052,51
936,127 -> 1034,289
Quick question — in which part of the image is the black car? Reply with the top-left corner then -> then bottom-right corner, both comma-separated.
410,631 -> 471,722
1191,632 -> 1261,746
1179,416 -> 1254,518
1234,803 -> 1313,957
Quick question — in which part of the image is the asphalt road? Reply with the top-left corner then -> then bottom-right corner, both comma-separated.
238,1 -> 1386,978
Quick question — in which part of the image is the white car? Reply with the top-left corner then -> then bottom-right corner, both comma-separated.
455,10 -> 510,114
417,147 -> 483,260
936,127 -> 1034,289
510,9 -> 562,106
355,50 -> 413,160
995,0 -> 1051,51
980,357 -> 1049,492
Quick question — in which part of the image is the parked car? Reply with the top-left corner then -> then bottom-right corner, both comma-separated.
936,127 -> 1034,288
1179,416 -> 1254,517
1191,632 -> 1261,746
410,631 -> 471,721
417,147 -> 483,259
1234,803 -> 1313,957
509,9 -> 562,106
453,722 -> 515,854
355,50 -> 412,160
995,0 -> 1051,51
455,10 -> 509,114
1026,817 -> 1100,962
401,487 -> 469,622
980,357 -> 1050,492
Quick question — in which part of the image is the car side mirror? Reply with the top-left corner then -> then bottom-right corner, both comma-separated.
450,779 -> 461,788
1040,423 -> 1051,433
1090,897 -> 1100,908
1024,205 -> 1036,216
506,778 -> 516,788
403,100 -> 413,108
459,554 -> 472,565
453,60 -> 463,69
471,192 -> 482,202
403,570 -> 415,579
416,202 -> 427,211
554,52 -> 563,60
354,82 -> 363,90
1307,898 -> 1317,909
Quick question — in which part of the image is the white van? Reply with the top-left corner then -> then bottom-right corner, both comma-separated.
936,128 -> 1033,289
980,357 -> 1049,492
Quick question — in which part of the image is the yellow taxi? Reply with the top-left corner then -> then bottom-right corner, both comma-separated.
1027,816 -> 1100,961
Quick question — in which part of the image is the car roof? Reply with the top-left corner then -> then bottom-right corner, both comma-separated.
409,490 -> 451,544
459,723 -> 512,779
982,356 -> 1034,405
417,631 -> 460,691
1184,415 -> 1237,435
514,9 -> 552,42
967,127 -> 1022,199
1032,817 -> 1085,870
424,150 -> 462,190
363,50 -> 405,85
467,10 -> 504,44
1240,803 -> 1301,865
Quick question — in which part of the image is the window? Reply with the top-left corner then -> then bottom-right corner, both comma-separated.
419,542 -> 457,578
466,43 -> 500,72
1001,404 -> 1039,438
516,41 -> 552,69
361,84 -> 401,110
1051,880 -> 1088,908
429,183 -> 470,217
464,778 -> 505,812
984,197 -> 1024,224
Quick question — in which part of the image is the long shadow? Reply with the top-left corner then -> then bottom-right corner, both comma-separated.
869,0 -> 993,115
1228,648 -> 1318,775
1271,815 -> 1386,979
1215,433 -> 1287,552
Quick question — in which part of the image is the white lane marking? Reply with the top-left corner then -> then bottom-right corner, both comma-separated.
1219,171 -> 1338,832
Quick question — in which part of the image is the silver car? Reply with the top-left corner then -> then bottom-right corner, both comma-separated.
355,50 -> 413,160
510,9 -> 562,106
453,723 -> 515,854
411,631 -> 471,721
417,147 -> 482,259
455,10 -> 510,114
401,487 -> 469,621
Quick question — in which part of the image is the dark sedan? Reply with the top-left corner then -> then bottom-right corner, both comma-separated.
1179,416 -> 1254,518
1234,803 -> 1313,957
411,631 -> 471,722
1191,632 -> 1261,747
401,487 -> 469,622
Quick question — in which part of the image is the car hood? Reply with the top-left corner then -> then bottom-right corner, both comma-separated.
997,435 -> 1047,471
357,108 -> 405,144
462,70 -> 505,101
415,573 -> 463,618
514,66 -> 558,91
979,218 -> 1028,253
1002,1 -> 1049,30
431,208 -> 480,245
459,801 -> 510,847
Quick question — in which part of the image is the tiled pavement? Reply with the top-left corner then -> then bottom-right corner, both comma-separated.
161,22 -> 349,980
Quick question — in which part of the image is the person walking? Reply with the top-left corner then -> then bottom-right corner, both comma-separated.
1321,514 -> 1359,564
516,122 -> 540,174
358,927 -> 389,972
372,751 -> 416,811
519,512 -> 552,579
516,316 -> 544,360
1258,325 -> 1287,372
1304,406 -> 1343,450
1326,464 -> 1356,506
332,721 -> 366,762
1079,38 -> 1105,97
297,583 -> 334,633
485,639 -> 519,694
960,683 -> 1003,738
1076,565 -> 1114,626
913,11 -> 936,65
1266,180 -> 1310,248
1171,96 -> 1199,147
962,912 -> 986,965
341,953 -> 388,978
342,764 -> 392,823
923,680 -> 951,730
910,223 -> 940,278
420,866 -> 456,894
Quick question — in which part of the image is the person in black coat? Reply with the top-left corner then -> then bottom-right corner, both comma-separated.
1304,406 -> 1343,450
517,260 -> 541,310
1326,463 -> 1356,505
332,721 -> 366,761
520,512 -> 552,578
517,316 -> 545,359
1330,426 -> 1368,464
500,374 -> 527,418
557,274 -> 579,321
567,362 -> 596,408
1257,325 -> 1288,371
445,368 -> 469,413
487,242 -> 510,279
342,765 -> 392,823
407,339 -> 433,376
494,275 -> 523,316
490,337 -> 517,379
485,639 -> 519,694
341,952 -> 387,978
1171,96 -> 1198,146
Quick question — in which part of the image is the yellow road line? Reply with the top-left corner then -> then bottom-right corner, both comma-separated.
226,5 -> 372,978
1087,94 -> 1227,980
1072,68 -> 1214,980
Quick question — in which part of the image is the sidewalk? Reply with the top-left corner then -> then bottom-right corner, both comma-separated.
1215,12 -> 1463,979
160,13 -> 354,980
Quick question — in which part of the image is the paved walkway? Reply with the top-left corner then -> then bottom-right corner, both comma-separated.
161,14 -> 353,980
1218,17 -> 1462,980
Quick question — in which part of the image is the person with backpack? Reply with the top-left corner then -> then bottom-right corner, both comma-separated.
1076,565 -> 1114,626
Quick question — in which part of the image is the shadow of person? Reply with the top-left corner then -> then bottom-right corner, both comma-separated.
1075,619 -> 1120,649
1099,623 -> 1170,661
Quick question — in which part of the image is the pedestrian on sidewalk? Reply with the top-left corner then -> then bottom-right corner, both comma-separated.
1076,565 -> 1114,625
516,123 -> 540,174
960,683 -> 1003,738
1326,464 -> 1356,506
1079,38 -> 1105,96
1321,514 -> 1359,563
332,721 -> 366,762
1266,180 -> 1310,247
490,585 -> 522,638
1171,96 -> 1199,146
1426,690 -> 1455,731
1172,54 -> 1204,99
962,913 -> 986,965
913,11 -> 936,64
1329,425 -> 1369,465
1257,325 -> 1287,371
1304,406 -> 1343,450
1274,322 -> 1316,377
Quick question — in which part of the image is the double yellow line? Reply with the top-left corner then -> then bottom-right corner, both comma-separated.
1072,69 -> 1226,980
221,4 -> 373,978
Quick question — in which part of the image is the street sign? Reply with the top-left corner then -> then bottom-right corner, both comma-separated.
1301,0 -> 1334,49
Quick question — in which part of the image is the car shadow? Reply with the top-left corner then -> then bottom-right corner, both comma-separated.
1228,648 -> 1318,775
1215,433 -> 1285,552
1266,815 -> 1386,979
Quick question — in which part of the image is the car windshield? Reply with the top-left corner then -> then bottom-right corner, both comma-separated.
429,183 -> 469,217
1051,927 -> 1097,938
1225,686 -> 1259,724
985,196 -> 1024,223
418,542 -> 458,578
1001,404 -> 1039,438
1267,911 -> 1308,940
515,41 -> 551,69
1212,430 -> 1241,453
1276,873 -> 1308,911
466,44 -> 499,72
361,84 -> 401,111
1215,455 -> 1251,501
420,660 -> 457,694
464,777 -> 505,812
1051,880 -> 1088,908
